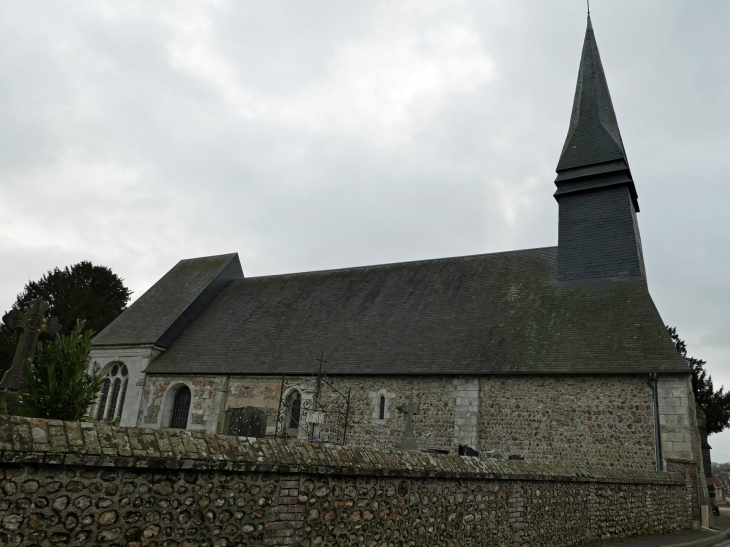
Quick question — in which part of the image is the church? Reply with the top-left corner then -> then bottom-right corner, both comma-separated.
88,16 -> 707,504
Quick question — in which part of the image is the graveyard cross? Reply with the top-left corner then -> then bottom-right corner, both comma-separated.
0,298 -> 61,393
396,393 -> 420,450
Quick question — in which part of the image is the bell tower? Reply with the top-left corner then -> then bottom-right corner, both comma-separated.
555,16 -> 646,283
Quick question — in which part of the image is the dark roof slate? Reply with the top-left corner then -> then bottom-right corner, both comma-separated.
145,247 -> 688,376
557,16 -> 627,171
93,253 -> 243,348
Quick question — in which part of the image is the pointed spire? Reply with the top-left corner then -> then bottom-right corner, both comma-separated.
555,15 -> 638,210
558,15 -> 626,170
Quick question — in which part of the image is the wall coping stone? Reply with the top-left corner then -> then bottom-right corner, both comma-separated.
0,416 -> 684,485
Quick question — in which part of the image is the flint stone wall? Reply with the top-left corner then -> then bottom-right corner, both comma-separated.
0,417 -> 691,547
139,374 -> 662,469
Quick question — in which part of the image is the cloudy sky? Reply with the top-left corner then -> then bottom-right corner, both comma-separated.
1,1 -> 729,457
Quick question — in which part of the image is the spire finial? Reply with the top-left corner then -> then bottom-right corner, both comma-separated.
587,0 -> 590,14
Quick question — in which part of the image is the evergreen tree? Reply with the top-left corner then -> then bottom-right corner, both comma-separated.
0,262 -> 131,379
667,325 -> 730,435
18,320 -> 105,421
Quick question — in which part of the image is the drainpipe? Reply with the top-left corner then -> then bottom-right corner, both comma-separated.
649,373 -> 663,471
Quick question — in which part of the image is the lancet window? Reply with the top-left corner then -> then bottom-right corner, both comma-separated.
287,390 -> 302,429
96,363 -> 129,422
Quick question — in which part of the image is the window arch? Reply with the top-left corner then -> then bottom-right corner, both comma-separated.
170,386 -> 192,429
286,390 -> 302,429
95,363 -> 129,422
372,389 -> 390,423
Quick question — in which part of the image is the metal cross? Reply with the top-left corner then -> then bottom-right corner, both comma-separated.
313,351 -> 328,404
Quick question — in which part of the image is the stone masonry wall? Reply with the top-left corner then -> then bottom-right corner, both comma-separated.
138,375 -> 229,434
657,375 -> 695,461
139,373 -> 665,472
479,375 -> 657,469
0,417 -> 692,547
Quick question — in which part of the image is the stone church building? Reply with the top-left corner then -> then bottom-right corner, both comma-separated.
88,16 -> 708,510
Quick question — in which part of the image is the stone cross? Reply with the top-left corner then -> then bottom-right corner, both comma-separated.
0,299 -> 61,413
396,393 -> 420,450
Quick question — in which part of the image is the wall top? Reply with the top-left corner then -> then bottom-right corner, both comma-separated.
0,416 -> 683,485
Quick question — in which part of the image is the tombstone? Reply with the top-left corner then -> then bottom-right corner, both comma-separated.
224,407 -> 267,438
0,299 -> 61,414
396,393 -> 420,450
458,445 -> 479,458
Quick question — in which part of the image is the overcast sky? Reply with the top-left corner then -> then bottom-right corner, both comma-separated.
1,0 -> 729,459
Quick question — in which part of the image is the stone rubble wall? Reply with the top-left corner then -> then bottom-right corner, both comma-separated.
0,417 -> 691,547
479,375 -> 658,469
139,373 -> 663,470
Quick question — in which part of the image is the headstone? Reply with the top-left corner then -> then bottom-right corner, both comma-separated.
458,445 -> 479,457
396,393 -> 420,450
0,299 -> 61,414
224,407 -> 267,438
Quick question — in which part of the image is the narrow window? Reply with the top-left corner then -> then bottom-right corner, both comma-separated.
170,386 -> 192,429
115,365 -> 129,420
97,379 -> 111,420
107,378 -> 122,420
379,395 -> 385,420
117,380 -> 128,420
289,391 -> 302,429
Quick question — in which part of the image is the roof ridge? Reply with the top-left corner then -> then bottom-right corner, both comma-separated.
179,252 -> 239,263
241,246 -> 558,281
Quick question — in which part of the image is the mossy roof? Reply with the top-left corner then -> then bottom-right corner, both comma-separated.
93,253 -> 243,348
144,247 -> 688,376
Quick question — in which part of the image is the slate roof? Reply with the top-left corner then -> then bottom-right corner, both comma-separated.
555,16 -> 639,211
558,15 -> 626,171
144,247 -> 689,376
93,254 -> 243,348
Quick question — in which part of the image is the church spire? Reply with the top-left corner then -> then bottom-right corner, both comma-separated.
555,15 -> 638,211
554,15 -> 646,283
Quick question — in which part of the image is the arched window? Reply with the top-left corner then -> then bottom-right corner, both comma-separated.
287,390 -> 302,429
95,363 -> 129,422
97,379 -> 111,420
170,386 -> 192,429
379,395 -> 385,420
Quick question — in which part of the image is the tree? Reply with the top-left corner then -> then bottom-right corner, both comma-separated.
0,261 -> 131,379
667,325 -> 730,435
18,320 -> 105,421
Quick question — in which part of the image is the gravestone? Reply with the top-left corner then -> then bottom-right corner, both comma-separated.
224,407 -> 267,438
396,393 -> 420,450
0,299 -> 61,414
458,445 -> 479,457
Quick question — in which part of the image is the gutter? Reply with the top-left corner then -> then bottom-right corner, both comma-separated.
649,372 -> 663,471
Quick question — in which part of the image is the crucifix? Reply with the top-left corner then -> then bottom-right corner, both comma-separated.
0,298 -> 61,413
309,351 -> 328,440
313,351 -> 327,407
396,393 -> 420,450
